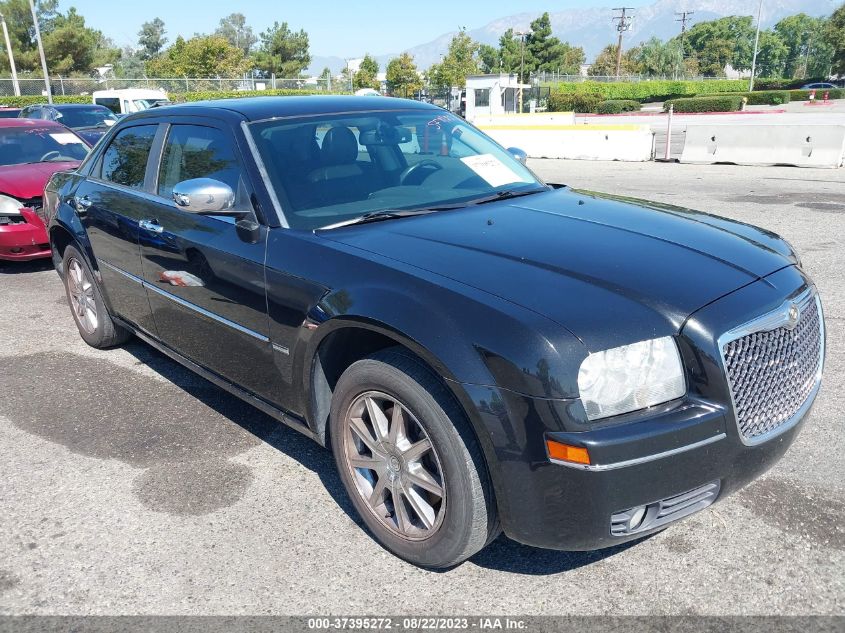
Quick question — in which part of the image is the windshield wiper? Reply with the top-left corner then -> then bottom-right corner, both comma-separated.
469,187 -> 549,206
320,208 -> 442,229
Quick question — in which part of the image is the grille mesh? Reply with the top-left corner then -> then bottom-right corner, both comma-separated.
723,294 -> 822,442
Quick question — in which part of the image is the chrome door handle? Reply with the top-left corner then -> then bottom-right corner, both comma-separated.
139,219 -> 164,234
74,195 -> 92,210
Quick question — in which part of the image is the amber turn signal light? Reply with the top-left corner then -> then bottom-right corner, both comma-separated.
546,439 -> 591,465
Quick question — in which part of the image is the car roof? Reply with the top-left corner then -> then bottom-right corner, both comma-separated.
132,95 -> 440,122
0,118 -> 66,129
48,103 -> 110,110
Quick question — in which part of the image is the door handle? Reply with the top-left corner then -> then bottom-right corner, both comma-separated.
74,195 -> 92,211
139,219 -> 164,234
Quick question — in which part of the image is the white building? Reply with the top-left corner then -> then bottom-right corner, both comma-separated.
464,74 -> 531,121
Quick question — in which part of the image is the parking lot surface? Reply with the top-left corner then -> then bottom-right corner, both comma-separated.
1,161 -> 843,615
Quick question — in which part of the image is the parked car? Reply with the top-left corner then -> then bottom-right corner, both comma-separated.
18,103 -> 119,145
0,119 -> 88,261
801,82 -> 837,90
0,106 -> 22,119
44,97 -> 825,568
92,89 -> 170,116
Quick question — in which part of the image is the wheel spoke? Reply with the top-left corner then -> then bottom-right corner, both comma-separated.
403,438 -> 432,463
348,415 -> 380,454
368,476 -> 387,506
406,466 -> 443,497
365,397 -> 389,441
387,403 -> 406,445
391,481 -> 411,533
349,455 -> 383,471
403,484 -> 436,529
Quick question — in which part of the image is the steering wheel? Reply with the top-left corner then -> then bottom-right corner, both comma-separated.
400,159 -> 443,185
40,150 -> 62,162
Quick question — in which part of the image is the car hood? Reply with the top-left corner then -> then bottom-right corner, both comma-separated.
0,161 -> 80,200
320,187 -> 796,351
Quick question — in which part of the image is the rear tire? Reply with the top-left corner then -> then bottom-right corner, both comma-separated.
329,347 -> 497,568
62,245 -> 130,349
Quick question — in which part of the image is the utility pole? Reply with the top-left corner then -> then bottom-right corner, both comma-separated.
0,11 -> 20,96
674,11 -> 694,79
612,8 -> 634,79
29,0 -> 52,104
515,30 -> 531,112
749,0 -> 764,92
803,34 -> 812,80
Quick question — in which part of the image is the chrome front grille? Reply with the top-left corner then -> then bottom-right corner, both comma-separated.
721,288 -> 824,445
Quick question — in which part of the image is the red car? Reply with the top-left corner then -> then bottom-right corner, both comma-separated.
0,119 -> 89,261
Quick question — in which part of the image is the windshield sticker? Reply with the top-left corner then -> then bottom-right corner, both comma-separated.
49,133 -> 83,145
460,154 -> 525,188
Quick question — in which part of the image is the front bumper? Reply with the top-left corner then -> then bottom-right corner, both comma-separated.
466,265 -> 822,551
0,209 -> 50,261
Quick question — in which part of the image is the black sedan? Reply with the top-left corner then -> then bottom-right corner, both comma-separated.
18,103 -> 118,145
43,96 -> 825,568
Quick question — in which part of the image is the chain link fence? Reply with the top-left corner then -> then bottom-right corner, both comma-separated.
0,76 -> 339,98
532,72 -> 732,84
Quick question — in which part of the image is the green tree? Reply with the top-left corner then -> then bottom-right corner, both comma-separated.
215,13 -> 256,56
478,44 -> 500,74
146,35 -> 250,77
138,17 -> 167,61
588,44 -> 638,76
526,12 -> 585,77
827,3 -> 845,75
774,14 -> 833,78
252,21 -> 310,77
682,16 -> 755,76
629,37 -> 684,77
353,53 -> 379,90
40,7 -> 106,75
428,29 -> 479,88
755,30 -> 788,77
386,53 -> 421,98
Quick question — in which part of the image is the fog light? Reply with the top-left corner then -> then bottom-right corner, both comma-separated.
628,506 -> 647,530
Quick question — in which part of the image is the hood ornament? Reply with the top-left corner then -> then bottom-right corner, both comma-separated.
785,302 -> 800,330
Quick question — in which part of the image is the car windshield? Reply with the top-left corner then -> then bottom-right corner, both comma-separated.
133,99 -> 168,111
0,109 -> 20,119
249,109 -> 544,230
55,107 -> 118,128
0,127 -> 89,166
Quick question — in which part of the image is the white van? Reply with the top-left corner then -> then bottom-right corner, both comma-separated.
92,89 -> 170,116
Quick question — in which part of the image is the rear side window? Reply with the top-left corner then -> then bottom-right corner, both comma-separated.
100,125 -> 157,189
95,98 -> 121,114
157,124 -> 245,205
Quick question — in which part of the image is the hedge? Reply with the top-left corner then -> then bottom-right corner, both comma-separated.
0,95 -> 90,107
545,79 -> 747,103
663,96 -> 745,113
547,92 -> 603,113
789,88 -> 844,101
595,99 -> 641,114
695,90 -> 791,105
753,77 -> 838,91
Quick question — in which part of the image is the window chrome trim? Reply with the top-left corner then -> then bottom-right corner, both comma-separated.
550,433 -> 727,471
241,120 -> 288,228
716,286 -> 825,447
99,260 -> 270,343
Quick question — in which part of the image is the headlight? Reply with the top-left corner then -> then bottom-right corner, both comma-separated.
577,337 -> 686,421
0,194 -> 23,216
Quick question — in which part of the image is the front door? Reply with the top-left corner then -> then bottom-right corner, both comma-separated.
75,123 -> 160,335
137,121 -> 280,402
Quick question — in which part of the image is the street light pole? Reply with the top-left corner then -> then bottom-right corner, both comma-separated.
28,0 -> 52,103
0,11 -> 20,96
749,0 -> 764,92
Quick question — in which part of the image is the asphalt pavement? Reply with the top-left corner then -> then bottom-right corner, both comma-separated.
0,160 -> 843,616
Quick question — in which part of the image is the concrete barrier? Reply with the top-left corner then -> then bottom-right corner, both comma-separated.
680,124 -> 845,168
477,123 -> 654,162
472,112 -> 576,127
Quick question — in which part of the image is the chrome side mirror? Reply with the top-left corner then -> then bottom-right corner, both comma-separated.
507,147 -> 528,165
172,178 -> 235,214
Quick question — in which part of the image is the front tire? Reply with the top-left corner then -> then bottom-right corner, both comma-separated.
62,245 -> 130,349
330,348 -> 498,568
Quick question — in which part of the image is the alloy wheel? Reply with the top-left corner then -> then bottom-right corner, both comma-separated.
67,258 -> 98,335
343,391 -> 446,540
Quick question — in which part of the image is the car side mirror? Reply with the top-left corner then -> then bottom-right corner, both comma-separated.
507,147 -> 528,165
172,178 -> 237,215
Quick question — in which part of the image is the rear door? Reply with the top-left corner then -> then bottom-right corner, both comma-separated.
137,119 -> 280,401
73,123 -> 161,334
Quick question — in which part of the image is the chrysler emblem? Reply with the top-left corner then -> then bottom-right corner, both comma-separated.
786,303 -> 800,330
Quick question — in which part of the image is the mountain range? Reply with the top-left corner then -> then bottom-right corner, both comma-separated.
306,0 -> 835,76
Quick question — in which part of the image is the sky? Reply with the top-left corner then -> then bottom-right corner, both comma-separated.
64,0 -> 655,58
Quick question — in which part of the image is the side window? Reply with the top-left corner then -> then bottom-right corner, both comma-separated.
95,98 -> 120,115
100,125 -> 158,190
157,125 -> 246,208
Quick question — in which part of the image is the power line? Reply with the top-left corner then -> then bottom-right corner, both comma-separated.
675,10 -> 694,75
612,7 -> 634,79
